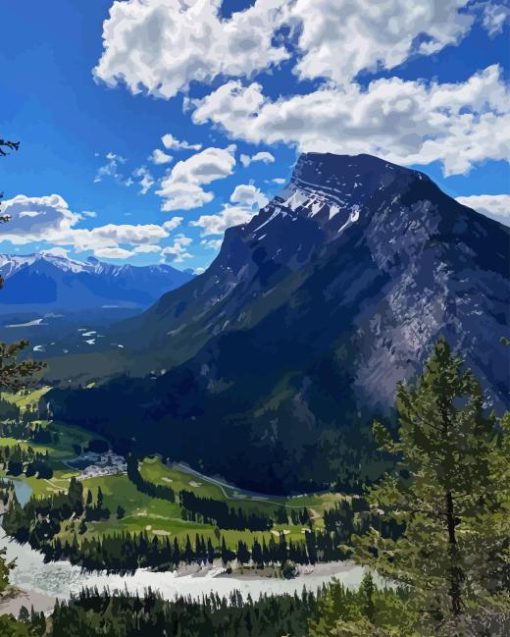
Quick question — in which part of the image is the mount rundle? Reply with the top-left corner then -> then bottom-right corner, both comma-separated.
49,153 -> 510,493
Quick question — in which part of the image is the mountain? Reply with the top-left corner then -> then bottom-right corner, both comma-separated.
0,252 -> 193,313
47,153 -> 510,493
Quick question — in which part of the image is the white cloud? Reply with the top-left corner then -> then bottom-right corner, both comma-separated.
482,2 -> 510,36
240,151 -> 275,167
230,183 -> 268,208
95,0 -> 477,99
133,244 -> 162,254
456,194 -> 510,226
192,65 -> 510,175
132,166 -> 155,194
0,194 -> 184,259
0,195 -> 81,243
150,149 -> 173,165
94,153 -> 155,193
94,152 -> 128,184
94,0 -> 289,99
252,151 -> 275,164
162,216 -> 183,232
161,134 -> 202,152
272,177 -> 286,185
161,234 -> 193,263
156,146 -> 236,211
288,0 -> 473,84
94,246 -> 134,259
191,205 -> 255,236
201,238 -> 223,250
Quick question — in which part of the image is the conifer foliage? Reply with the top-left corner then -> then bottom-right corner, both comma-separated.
353,337 -> 510,635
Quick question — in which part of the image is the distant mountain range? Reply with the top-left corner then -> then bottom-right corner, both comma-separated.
0,253 -> 192,314
48,153 -> 510,493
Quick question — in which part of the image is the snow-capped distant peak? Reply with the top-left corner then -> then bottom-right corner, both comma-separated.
38,252 -> 89,273
0,251 -> 194,313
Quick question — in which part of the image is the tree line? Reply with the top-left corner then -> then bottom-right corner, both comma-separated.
126,454 -> 176,502
0,443 -> 53,479
1,477 -> 110,547
0,396 -> 59,444
180,490 -> 274,531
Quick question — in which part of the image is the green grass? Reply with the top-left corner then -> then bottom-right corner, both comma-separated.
59,457 -> 338,549
0,401 -> 343,553
3,386 -> 50,412
140,456 -> 341,522
77,473 -> 309,549
0,390 -> 105,497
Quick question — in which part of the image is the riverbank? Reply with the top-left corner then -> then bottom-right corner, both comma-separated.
0,460 -> 364,615
0,524 -> 364,611
0,586 -> 56,616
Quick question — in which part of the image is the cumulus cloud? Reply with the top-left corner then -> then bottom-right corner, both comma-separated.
288,0 -> 473,84
94,0 -> 289,99
240,151 -> 275,167
156,146 -> 236,211
162,216 -> 183,232
94,0 -> 476,98
0,195 -> 81,243
0,194 -> 184,259
161,234 -> 193,263
230,183 -> 268,208
150,149 -> 173,165
456,194 -> 510,226
161,134 -> 202,152
272,177 -> 286,185
191,205 -> 255,236
192,65 -> 510,175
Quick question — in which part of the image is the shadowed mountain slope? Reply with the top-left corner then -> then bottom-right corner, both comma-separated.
47,153 -> 510,493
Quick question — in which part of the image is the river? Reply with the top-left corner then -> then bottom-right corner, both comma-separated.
0,479 -> 365,610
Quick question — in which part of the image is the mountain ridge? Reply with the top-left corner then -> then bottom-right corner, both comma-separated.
47,152 -> 510,492
0,251 -> 193,313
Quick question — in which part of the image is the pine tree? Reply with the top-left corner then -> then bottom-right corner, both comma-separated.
353,337 -> 510,634
0,139 -> 46,599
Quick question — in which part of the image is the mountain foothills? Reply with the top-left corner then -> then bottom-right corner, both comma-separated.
0,253 -> 192,313
47,153 -> 510,494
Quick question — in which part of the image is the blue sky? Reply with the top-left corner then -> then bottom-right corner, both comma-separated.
0,0 -> 508,272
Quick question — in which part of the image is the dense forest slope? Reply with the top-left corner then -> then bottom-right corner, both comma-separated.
47,153 -> 510,493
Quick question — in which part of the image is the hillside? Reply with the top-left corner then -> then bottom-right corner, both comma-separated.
47,153 -> 510,493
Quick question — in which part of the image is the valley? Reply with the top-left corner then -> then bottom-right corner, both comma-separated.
0,0 -> 508,629
0,387 -> 357,581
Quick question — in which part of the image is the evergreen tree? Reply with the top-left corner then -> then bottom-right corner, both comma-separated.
0,138 -> 46,599
353,338 -> 510,634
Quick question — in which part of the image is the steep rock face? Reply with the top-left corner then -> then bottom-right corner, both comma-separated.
48,153 -> 510,492
106,153 -> 509,409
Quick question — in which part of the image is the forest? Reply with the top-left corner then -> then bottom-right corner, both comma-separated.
0,339 -> 508,635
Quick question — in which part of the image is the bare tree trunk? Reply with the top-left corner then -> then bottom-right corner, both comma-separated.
446,489 -> 462,616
